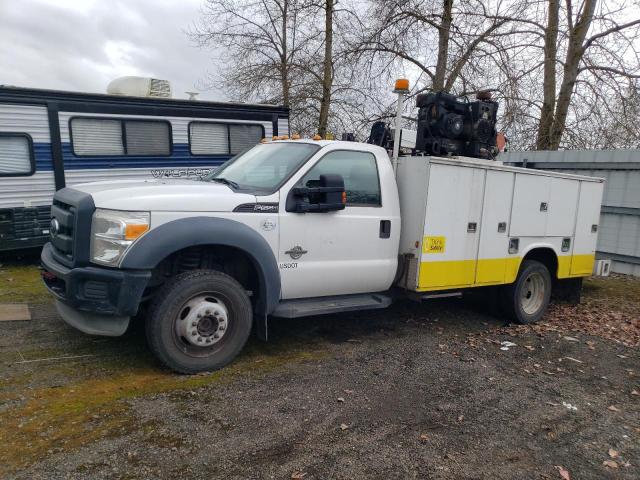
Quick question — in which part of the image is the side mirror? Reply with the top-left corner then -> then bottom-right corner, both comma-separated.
286,174 -> 347,213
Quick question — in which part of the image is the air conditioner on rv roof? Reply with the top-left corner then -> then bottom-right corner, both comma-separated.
107,76 -> 172,98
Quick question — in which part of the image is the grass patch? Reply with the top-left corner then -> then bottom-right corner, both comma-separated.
0,264 -> 50,304
583,275 -> 640,306
0,340 -> 325,475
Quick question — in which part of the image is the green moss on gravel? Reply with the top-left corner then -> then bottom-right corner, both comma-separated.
0,264 -> 50,304
0,339 -> 326,475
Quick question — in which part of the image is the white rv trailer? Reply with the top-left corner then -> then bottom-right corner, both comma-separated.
0,85 -> 289,251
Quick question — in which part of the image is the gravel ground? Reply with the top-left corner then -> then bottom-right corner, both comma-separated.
0,271 -> 638,479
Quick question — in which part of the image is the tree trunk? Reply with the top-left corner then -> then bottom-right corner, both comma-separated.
281,0 -> 290,107
317,0 -> 334,138
548,0 -> 597,150
535,0 -> 559,150
433,0 -> 454,90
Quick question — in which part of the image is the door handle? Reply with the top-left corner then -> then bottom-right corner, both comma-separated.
379,220 -> 391,238
467,222 -> 477,233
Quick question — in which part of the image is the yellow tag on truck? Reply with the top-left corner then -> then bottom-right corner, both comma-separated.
40,82 -> 604,373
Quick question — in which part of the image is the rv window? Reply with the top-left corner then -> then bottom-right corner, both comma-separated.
71,118 -> 171,156
229,124 -> 263,154
71,118 -> 124,155
125,120 -> 171,155
0,134 -> 34,176
190,122 -> 228,155
189,122 -> 264,155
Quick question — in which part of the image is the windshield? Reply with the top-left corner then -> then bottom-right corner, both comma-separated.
207,143 -> 320,192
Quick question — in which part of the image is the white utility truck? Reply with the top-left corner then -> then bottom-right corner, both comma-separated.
41,86 -> 604,373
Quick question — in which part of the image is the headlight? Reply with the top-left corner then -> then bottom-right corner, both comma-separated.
90,209 -> 150,266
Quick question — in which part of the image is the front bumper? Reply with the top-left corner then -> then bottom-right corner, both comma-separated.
41,243 -> 151,333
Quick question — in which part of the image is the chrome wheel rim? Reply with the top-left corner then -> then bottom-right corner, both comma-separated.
520,272 -> 546,315
175,294 -> 229,349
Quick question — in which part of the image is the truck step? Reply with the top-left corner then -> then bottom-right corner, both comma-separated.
272,293 -> 392,318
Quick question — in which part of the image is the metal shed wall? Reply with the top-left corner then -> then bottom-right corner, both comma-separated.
500,149 -> 640,276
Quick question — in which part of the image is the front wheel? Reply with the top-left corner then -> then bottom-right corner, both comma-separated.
146,270 -> 253,374
502,260 -> 552,324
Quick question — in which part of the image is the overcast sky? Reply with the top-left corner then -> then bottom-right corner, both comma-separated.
0,0 -> 225,101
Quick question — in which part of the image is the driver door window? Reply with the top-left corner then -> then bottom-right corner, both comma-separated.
301,150 -> 381,206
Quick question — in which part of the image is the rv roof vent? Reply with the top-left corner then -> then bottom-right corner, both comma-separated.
107,76 -> 172,98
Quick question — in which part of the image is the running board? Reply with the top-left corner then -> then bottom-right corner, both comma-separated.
421,292 -> 462,299
272,293 -> 392,318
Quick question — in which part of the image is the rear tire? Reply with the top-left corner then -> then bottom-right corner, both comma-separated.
501,260 -> 551,324
146,270 -> 252,374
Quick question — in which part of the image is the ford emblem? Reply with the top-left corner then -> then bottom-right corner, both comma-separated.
50,218 -> 60,237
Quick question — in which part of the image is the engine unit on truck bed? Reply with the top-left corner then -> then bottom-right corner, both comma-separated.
396,155 -> 604,292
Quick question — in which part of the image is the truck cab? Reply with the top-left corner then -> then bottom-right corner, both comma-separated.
41,138 -> 603,373
41,140 -> 401,372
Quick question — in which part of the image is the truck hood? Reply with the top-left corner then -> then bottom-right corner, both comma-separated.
70,179 -> 257,212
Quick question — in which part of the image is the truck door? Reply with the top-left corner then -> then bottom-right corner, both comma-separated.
475,170 -> 514,285
419,163 -> 484,290
278,149 -> 399,299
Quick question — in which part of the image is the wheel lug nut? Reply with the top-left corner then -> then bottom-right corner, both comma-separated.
198,337 -> 203,342
197,313 -> 202,318
214,333 -> 219,339
191,322 -> 197,327
192,331 -> 197,336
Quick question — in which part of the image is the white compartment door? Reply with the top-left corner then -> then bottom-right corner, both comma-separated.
547,177 -> 579,237
570,181 -> 603,276
418,164 -> 484,290
475,170 -> 514,285
510,174 -> 551,237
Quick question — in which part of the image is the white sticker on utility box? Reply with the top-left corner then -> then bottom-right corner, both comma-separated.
423,236 -> 446,254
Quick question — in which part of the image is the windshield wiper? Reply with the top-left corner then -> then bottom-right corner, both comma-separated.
210,177 -> 240,189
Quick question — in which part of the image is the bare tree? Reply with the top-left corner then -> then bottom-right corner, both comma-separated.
506,0 -> 640,150
189,0 -> 310,128
317,0 -> 335,137
188,0 -> 640,148
350,1 -> 527,96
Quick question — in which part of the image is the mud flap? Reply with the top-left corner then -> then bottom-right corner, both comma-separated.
552,278 -> 583,304
254,313 -> 268,342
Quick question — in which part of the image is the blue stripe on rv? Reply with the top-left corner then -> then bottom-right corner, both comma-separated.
33,143 -> 231,171
34,143 -> 54,170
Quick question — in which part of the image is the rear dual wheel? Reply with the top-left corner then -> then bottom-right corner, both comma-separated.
502,260 -> 552,324
146,270 -> 253,374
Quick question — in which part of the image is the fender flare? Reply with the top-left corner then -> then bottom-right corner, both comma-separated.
120,217 -> 281,315
520,243 -> 561,277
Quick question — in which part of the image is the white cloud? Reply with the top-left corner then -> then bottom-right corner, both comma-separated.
0,0 -> 225,101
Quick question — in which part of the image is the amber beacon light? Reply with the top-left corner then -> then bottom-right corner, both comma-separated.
394,78 -> 410,92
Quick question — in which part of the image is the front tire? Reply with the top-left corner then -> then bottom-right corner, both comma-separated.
502,260 -> 552,324
146,270 -> 253,374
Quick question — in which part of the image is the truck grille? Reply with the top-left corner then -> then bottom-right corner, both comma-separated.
51,200 -> 76,260
49,188 -> 95,267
